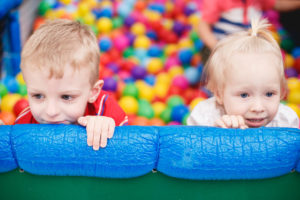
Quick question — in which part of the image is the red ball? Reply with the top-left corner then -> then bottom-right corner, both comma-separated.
168,86 -> 183,96
100,53 -> 111,66
13,98 -> 29,117
293,57 -> 300,73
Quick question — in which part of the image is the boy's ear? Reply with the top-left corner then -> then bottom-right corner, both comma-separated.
88,80 -> 104,103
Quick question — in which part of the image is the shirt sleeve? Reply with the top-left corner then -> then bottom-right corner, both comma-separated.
187,97 -> 221,126
260,0 -> 276,10
102,95 -> 128,126
201,0 -> 221,24
267,104 -> 299,128
14,107 -> 35,124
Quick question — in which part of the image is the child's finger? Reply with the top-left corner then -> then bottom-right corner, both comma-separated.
222,115 -> 232,128
92,120 -> 102,150
86,118 -> 95,147
107,120 -> 115,139
215,119 -> 227,128
77,117 -> 87,126
230,116 -> 239,128
100,124 -> 108,148
237,116 -> 248,129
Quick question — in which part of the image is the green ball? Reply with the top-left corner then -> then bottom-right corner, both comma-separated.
90,25 -> 99,36
182,113 -> 190,125
18,84 -> 27,96
112,17 -> 123,29
189,31 -> 199,41
167,95 -> 184,108
38,1 -> 51,16
123,83 -> 139,98
0,83 -> 8,98
280,38 -> 294,53
160,107 -> 172,123
123,47 -> 134,58
138,99 -> 154,119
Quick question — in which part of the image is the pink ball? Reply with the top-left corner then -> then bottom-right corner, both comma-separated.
172,75 -> 189,90
118,70 -> 131,80
113,35 -> 129,51
165,56 -> 180,70
168,121 -> 181,125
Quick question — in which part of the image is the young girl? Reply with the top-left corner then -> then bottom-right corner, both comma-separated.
187,18 -> 299,128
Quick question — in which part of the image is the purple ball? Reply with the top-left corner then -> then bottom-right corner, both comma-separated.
173,21 -> 185,36
103,77 -> 117,92
285,68 -> 298,78
131,66 -> 147,80
124,16 -> 135,27
125,32 -> 136,46
107,63 -> 119,73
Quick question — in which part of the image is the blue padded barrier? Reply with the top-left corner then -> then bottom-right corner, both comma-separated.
157,126 -> 300,180
0,125 -> 299,180
0,125 -> 17,172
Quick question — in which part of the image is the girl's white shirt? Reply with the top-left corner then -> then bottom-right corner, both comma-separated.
187,97 -> 299,128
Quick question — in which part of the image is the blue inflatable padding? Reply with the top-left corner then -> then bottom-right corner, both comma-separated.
0,0 -> 22,19
0,125 -> 17,172
157,126 -> 300,180
0,125 -> 300,180
11,125 -> 158,178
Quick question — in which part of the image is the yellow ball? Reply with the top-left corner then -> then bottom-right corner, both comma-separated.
118,96 -> 138,115
287,77 -> 300,91
97,17 -> 113,33
131,22 -> 146,36
135,80 -> 147,91
284,54 -> 294,68
78,3 -> 90,16
154,83 -> 169,99
188,14 -> 200,28
147,58 -> 163,74
287,90 -> 300,104
59,0 -> 72,5
178,38 -> 193,49
163,19 -> 173,30
1,94 -> 22,112
189,97 -> 205,110
286,103 -> 300,118
165,1 -> 174,12
168,66 -> 184,79
152,101 -> 166,117
164,44 -> 178,56
144,10 -> 161,22
134,35 -> 151,49
83,13 -> 95,25
100,0 -> 112,7
139,85 -> 155,102
45,10 -> 57,19
271,32 -> 280,44
16,73 -> 25,85
156,73 -> 171,85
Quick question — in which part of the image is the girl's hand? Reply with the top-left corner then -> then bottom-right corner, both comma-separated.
215,115 -> 248,129
78,116 -> 115,150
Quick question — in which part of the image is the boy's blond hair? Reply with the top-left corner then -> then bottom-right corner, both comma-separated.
21,19 -> 100,85
203,18 -> 286,99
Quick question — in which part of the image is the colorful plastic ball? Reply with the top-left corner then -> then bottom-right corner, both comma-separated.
294,57 -> 300,73
194,39 -> 204,51
97,17 -> 113,33
99,7 -> 113,18
131,116 -> 149,126
113,35 -> 129,51
131,22 -> 146,36
189,97 -> 205,110
123,47 -> 134,58
154,83 -> 169,99
285,68 -> 298,78
144,75 -> 156,86
117,3 -> 132,18
18,84 -> 27,96
134,35 -> 151,49
178,48 -> 193,65
171,104 -> 189,123
131,66 -> 147,80
139,85 -> 155,102
164,44 -> 178,56
1,94 -> 22,112
13,98 -> 29,117
122,83 -> 139,98
112,17 -> 123,29
184,67 -> 201,85
118,96 -> 138,115
134,48 -> 148,61
83,12 -> 96,25
168,66 -> 184,79
146,30 -> 157,41
0,111 -> 16,125
99,37 -> 112,52
78,3 -> 90,16
172,21 -> 185,35
181,113 -> 189,125
168,121 -> 181,125
160,107 -> 172,123
148,118 -> 165,126
3,76 -> 19,93
167,95 -> 185,108
156,73 -> 171,85
287,77 -> 300,91
138,99 -> 154,119
147,58 -> 163,74
0,83 -> 8,98
172,75 -> 189,90
287,91 -> 300,104
292,47 -> 300,58
179,38 -> 193,49
38,1 -> 51,16
168,85 -> 182,96
152,101 -> 166,118
148,45 -> 162,57
103,77 -> 117,92
16,73 -> 25,85
284,54 -> 294,68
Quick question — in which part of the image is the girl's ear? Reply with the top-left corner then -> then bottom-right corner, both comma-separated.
88,80 -> 104,103
215,90 -> 223,105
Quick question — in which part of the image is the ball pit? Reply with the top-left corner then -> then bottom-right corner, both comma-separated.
1,0 -> 300,126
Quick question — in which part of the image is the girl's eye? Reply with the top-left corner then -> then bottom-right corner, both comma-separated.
32,94 -> 44,99
61,95 -> 72,101
266,92 -> 273,97
240,93 -> 249,98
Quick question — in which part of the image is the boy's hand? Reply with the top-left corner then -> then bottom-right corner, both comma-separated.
215,115 -> 248,129
0,120 -> 4,125
78,116 -> 116,150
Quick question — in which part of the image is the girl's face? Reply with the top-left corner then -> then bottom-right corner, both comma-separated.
216,52 -> 282,127
22,65 -> 102,124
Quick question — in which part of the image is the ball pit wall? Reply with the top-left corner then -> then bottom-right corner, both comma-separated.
0,124 -> 300,180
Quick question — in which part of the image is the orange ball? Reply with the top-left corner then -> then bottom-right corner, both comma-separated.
148,118 -> 165,126
132,116 -> 149,126
0,111 -> 16,125
135,0 -> 147,11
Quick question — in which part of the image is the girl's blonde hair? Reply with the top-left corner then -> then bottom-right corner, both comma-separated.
203,18 -> 286,99
21,19 -> 100,85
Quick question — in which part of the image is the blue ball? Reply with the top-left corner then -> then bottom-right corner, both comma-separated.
144,75 -> 156,86
146,30 -> 157,40
118,3 -> 132,18
178,49 -> 193,65
2,75 -> 19,93
292,47 -> 300,58
99,7 -> 113,18
171,105 -> 189,123
134,48 -> 148,61
184,67 -> 201,85
194,39 -> 204,51
99,37 -> 112,52
148,45 -> 162,57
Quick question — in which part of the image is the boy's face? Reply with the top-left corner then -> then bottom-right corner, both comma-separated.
216,52 -> 281,128
22,65 -> 100,124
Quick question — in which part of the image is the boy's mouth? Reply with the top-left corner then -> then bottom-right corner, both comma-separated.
245,118 -> 266,127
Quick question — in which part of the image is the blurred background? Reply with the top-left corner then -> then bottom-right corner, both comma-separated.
0,0 -> 299,125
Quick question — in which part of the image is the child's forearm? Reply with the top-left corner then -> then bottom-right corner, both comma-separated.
274,0 -> 300,11
198,20 -> 218,50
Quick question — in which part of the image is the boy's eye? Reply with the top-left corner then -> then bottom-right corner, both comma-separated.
266,92 -> 273,97
61,95 -> 72,101
32,94 -> 44,99
240,93 -> 249,98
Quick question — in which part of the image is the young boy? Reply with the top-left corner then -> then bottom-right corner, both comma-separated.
15,19 -> 128,150
187,18 -> 299,128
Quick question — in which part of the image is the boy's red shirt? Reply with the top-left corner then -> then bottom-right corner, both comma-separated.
15,91 -> 128,126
